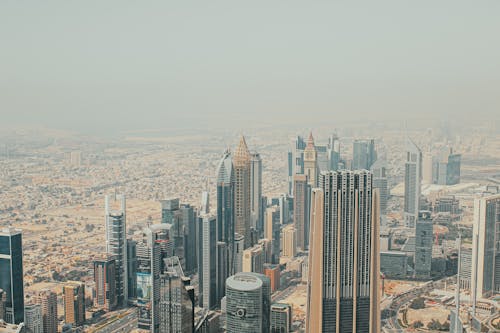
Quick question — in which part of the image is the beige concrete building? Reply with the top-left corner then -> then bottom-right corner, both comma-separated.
282,225 -> 296,258
242,245 -> 264,274
306,171 -> 380,333
63,282 -> 85,327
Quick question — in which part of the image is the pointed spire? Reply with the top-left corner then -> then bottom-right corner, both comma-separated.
234,135 -> 250,166
306,131 -> 315,149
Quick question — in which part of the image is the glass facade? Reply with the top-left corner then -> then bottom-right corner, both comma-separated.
0,230 -> 24,324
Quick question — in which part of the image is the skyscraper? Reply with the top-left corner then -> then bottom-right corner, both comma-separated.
199,215 -> 218,309
216,150 -> 235,275
471,193 -> 500,299
265,206 -> 280,264
352,139 -> 376,170
303,133 -> 318,187
225,272 -> 270,333
270,303 -> 292,333
126,239 -> 137,300
282,225 -> 296,258
287,135 -> 306,195
250,152 -> 263,234
434,147 -> 461,185
93,256 -> 117,311
242,245 -> 264,274
0,289 -> 6,321
371,158 -> 389,214
24,304 -> 42,333
293,174 -> 309,251
180,204 -> 197,273
306,171 -> 380,333
327,134 -> 340,171
0,227 -> 24,324
404,138 -> 422,228
63,282 -> 85,327
160,198 -> 187,269
159,257 -> 194,333
34,290 -> 57,333
234,136 -> 252,249
105,194 -> 128,307
136,224 -> 172,332
414,211 -> 433,279
233,234 -> 245,274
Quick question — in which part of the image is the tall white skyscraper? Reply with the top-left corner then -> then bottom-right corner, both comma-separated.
471,193 -> 500,301
404,138 -> 422,228
105,194 -> 128,307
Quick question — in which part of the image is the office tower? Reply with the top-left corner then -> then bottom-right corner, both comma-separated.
200,190 -> 210,215
371,158 -> 389,214
257,239 -> 272,264
24,304 -> 42,333
404,138 -> 422,228
233,234 -> 245,274
287,135 -> 306,195
217,242 -> 229,302
159,257 -> 194,333
250,152 -> 263,234
180,204 -> 197,273
160,199 -> 186,268
306,171 -> 380,333
216,150 -> 235,275
126,239 -> 137,300
422,153 -> 433,184
242,245 -> 264,274
282,225 -> 296,258
293,174 -> 309,251
0,227 -> 24,324
104,194 -> 128,307
278,194 -> 293,225
270,303 -> 292,333
234,136 -> 252,249
327,134 -> 340,171
352,139 -> 376,170
380,251 -> 407,279
136,224 -> 171,332
34,290 -> 57,333
471,194 -> 500,299
63,282 -> 85,327
459,248 -> 472,290
415,211 -> 433,279
303,133 -> 318,187
199,215 -> 218,309
265,206 -> 281,264
225,272 -> 270,333
0,289 -> 6,321
264,265 -> 280,293
93,256 -> 117,311
316,144 -> 329,172
433,147 -> 461,185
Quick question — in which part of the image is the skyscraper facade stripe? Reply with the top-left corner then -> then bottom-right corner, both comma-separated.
306,170 -> 380,333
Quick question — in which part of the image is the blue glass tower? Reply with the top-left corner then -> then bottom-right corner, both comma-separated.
0,228 -> 24,324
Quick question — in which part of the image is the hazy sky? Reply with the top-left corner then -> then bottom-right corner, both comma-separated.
1,1 -> 499,134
